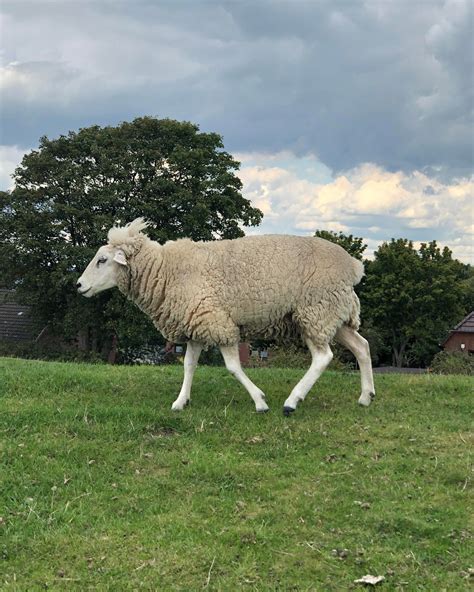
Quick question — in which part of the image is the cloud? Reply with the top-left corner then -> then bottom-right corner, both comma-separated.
1,2 -> 471,262
237,151 -> 473,263
1,142 -> 471,263
0,145 -> 25,190
0,0 -> 472,177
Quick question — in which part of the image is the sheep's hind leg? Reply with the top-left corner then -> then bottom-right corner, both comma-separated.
220,344 -> 269,412
283,340 -> 333,416
335,325 -> 375,406
171,341 -> 203,411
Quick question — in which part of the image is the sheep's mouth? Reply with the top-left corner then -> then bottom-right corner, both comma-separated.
78,287 -> 91,296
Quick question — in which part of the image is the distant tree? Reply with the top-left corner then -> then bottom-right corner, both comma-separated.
458,264 -> 474,312
0,191 -> 17,286
0,117 -> 263,356
314,229 -> 367,260
361,239 -> 470,367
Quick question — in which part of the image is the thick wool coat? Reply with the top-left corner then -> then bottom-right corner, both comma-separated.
111,230 -> 364,348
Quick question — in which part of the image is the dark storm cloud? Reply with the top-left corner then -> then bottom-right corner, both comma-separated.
1,0 -> 472,176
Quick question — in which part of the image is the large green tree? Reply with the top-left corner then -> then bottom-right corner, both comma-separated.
361,239 -> 470,367
0,117 -> 262,355
314,229 -> 367,260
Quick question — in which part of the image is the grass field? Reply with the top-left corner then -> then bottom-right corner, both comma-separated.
1,357 -> 472,591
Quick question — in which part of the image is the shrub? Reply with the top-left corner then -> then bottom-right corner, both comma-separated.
430,350 -> 474,375
247,344 -> 353,371
118,345 -> 180,365
199,346 -> 224,366
118,344 -> 225,366
247,344 -> 311,369
0,340 -> 104,363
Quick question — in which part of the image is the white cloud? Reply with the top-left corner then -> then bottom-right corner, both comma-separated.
238,152 -> 474,263
0,145 -> 26,190
1,143 -> 471,263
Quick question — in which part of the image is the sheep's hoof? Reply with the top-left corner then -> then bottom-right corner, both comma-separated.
171,400 -> 188,411
358,392 -> 374,407
256,407 -> 270,414
283,406 -> 296,417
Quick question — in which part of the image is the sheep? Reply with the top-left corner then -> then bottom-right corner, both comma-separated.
77,218 -> 375,414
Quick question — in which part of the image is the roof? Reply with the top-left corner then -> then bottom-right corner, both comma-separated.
452,311 -> 474,333
441,310 -> 474,346
0,289 -> 38,341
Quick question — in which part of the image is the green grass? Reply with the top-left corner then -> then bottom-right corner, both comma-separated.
0,358 -> 472,591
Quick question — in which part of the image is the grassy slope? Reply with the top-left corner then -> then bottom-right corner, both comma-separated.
0,358 -> 472,591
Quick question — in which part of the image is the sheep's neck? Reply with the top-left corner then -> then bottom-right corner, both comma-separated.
120,242 -> 167,320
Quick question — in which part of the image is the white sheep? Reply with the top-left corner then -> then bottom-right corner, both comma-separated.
77,219 -> 375,414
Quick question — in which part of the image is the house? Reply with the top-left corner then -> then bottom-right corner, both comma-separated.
0,289 -> 115,361
239,342 -> 250,365
0,289 -> 40,341
442,311 -> 474,354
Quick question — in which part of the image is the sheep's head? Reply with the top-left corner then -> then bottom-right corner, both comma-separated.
77,218 -> 150,297
76,244 -> 128,297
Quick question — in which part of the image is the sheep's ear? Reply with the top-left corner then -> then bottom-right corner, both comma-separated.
113,250 -> 127,266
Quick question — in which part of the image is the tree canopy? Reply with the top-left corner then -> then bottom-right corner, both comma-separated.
314,229 -> 367,260
0,117 -> 263,354
361,239 -> 470,367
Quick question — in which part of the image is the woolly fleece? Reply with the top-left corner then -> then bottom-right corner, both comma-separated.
109,219 -> 364,348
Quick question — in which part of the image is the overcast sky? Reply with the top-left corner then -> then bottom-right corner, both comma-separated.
1,0 -> 472,261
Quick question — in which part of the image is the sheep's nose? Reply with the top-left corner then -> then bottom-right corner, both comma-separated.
76,281 -> 82,289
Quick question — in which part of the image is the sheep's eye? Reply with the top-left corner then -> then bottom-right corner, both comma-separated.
97,257 -> 107,267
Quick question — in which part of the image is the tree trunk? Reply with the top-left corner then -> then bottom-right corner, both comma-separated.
393,341 -> 407,367
107,333 -> 118,364
77,328 -> 89,351
90,327 -> 98,353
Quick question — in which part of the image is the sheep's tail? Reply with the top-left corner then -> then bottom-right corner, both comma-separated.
348,290 -> 361,330
345,258 -> 364,330
352,257 -> 365,286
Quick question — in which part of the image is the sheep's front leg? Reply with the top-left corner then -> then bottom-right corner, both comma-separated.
220,344 -> 269,413
171,341 -> 203,411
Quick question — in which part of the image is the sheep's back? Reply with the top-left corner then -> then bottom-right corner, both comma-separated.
171,235 -> 359,320
155,235 -> 362,344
